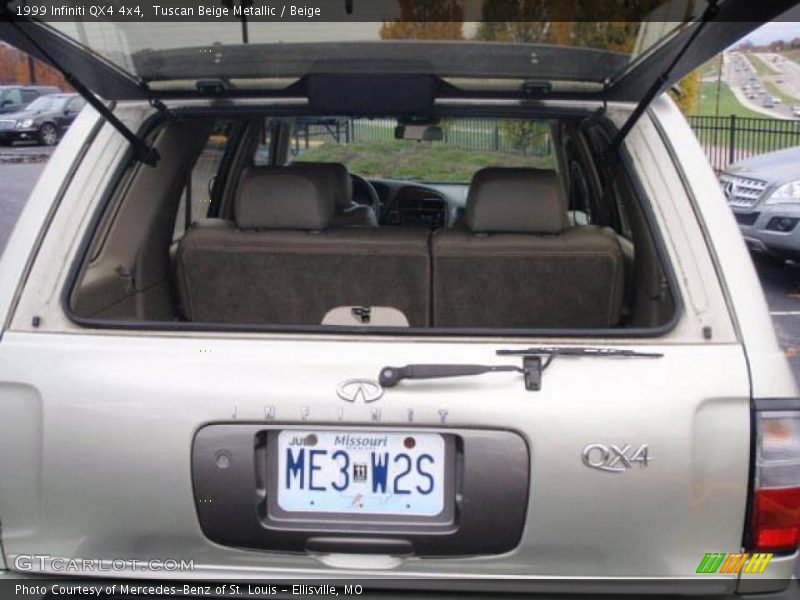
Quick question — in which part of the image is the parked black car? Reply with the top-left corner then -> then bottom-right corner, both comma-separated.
0,84 -> 61,114
0,93 -> 85,146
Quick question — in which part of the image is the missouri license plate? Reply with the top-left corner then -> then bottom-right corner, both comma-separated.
276,430 -> 445,517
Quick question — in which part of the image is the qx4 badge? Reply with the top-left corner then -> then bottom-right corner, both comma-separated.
582,443 -> 651,473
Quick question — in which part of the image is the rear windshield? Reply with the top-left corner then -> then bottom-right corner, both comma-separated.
68,112 -> 676,336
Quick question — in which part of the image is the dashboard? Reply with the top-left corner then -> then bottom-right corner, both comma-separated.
366,179 -> 469,229
384,186 -> 447,228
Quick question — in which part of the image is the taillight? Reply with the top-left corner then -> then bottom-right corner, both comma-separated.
750,409 -> 800,553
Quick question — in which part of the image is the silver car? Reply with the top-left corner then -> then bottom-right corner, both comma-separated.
0,3 -> 799,598
721,146 -> 800,261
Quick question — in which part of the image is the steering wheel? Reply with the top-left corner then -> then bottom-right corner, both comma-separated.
349,173 -> 382,218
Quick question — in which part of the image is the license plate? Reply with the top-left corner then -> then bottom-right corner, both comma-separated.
276,430 -> 445,517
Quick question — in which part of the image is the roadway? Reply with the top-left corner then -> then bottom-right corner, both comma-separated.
724,51 -> 799,119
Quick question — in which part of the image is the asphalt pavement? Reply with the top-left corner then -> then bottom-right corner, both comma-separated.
0,145 -> 55,252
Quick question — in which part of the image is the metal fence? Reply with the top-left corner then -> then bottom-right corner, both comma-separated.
688,115 -> 800,173
291,117 -> 552,157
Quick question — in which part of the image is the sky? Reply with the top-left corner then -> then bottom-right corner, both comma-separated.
742,21 -> 800,45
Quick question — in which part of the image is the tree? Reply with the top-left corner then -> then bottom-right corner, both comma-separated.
380,0 -> 463,40
669,69 -> 701,115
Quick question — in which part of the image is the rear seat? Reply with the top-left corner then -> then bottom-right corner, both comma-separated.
176,167 -> 430,326
177,166 -> 623,330
431,167 -> 624,329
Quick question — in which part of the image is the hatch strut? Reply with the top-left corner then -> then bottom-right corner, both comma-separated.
9,22 -> 161,166
379,347 -> 663,392
607,0 -> 719,153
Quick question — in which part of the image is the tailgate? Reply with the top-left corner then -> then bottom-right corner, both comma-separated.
0,332 -> 751,583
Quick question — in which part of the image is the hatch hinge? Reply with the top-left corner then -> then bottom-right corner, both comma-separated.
144,88 -> 179,123
605,0 -> 720,158
9,21 -> 161,166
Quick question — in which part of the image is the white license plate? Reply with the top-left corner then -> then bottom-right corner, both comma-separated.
277,430 -> 445,517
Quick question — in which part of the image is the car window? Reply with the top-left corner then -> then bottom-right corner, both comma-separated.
21,90 -> 38,103
252,119 -> 274,166
2,89 -> 22,105
173,121 -> 238,241
288,117 -> 555,184
568,160 -> 593,226
24,96 -> 65,112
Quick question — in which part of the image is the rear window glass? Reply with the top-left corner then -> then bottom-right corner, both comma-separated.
69,114 -> 676,336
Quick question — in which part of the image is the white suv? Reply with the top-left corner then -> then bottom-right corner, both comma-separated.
1,3 -> 800,597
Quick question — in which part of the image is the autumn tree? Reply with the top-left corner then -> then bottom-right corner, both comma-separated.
379,0 -> 464,40
669,69 -> 701,115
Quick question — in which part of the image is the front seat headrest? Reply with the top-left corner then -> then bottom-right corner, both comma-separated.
466,167 -> 569,234
235,166 -> 334,231
287,162 -> 353,212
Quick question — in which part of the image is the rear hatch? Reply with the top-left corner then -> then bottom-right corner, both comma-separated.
1,0 -> 797,105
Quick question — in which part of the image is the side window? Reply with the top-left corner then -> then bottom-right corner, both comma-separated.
4,89 -> 23,105
568,160 -> 593,226
21,90 -> 38,103
173,121 -> 237,241
252,119 -> 274,166
611,179 -> 633,240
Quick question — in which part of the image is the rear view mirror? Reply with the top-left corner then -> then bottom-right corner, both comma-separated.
394,123 -> 443,142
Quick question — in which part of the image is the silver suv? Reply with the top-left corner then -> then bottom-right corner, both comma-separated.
721,146 -> 800,261
1,3 -> 799,597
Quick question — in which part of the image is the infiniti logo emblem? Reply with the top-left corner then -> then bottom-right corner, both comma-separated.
336,379 -> 384,403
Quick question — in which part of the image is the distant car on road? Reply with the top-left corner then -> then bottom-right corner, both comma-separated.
793,105 -> 800,118
0,85 -> 60,115
721,146 -> 800,261
763,96 -> 775,108
773,96 -> 782,104
0,93 -> 85,146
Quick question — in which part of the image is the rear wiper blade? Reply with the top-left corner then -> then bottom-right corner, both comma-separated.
497,347 -> 664,359
379,347 -> 662,392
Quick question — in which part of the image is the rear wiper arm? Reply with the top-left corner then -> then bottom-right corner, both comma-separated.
380,363 -> 524,387
379,347 -> 662,392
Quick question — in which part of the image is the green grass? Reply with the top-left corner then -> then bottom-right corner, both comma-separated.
748,53 -> 780,76
699,57 -> 721,79
294,141 -> 554,183
765,81 -> 800,105
694,81 -> 766,119
785,50 -> 800,65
